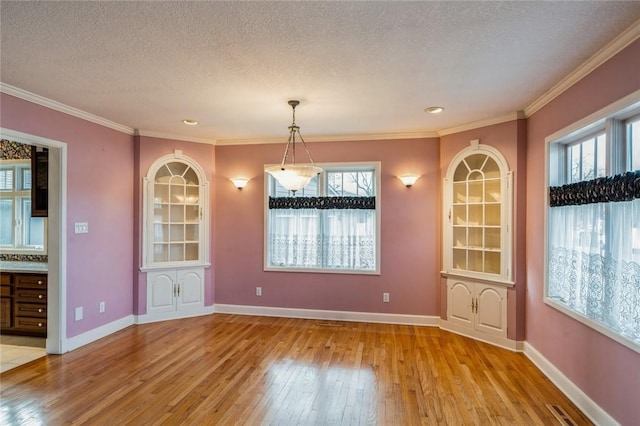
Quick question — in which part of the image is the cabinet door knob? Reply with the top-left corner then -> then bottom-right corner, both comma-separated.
38,294 -> 44,299
38,308 -> 43,313
38,323 -> 43,327
38,281 -> 43,285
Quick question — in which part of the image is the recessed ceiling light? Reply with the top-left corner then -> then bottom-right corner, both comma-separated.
424,106 -> 444,114
182,119 -> 199,125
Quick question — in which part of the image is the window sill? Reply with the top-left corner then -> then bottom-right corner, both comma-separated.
265,266 -> 380,276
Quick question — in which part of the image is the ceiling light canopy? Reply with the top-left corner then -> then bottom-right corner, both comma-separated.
182,119 -> 199,125
265,100 -> 322,193
424,106 -> 444,114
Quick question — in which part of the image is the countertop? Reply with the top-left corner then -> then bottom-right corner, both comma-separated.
0,261 -> 48,274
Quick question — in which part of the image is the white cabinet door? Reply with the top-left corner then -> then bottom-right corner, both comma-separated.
447,280 -> 474,328
474,283 -> 507,337
176,268 -> 204,310
147,270 -> 176,315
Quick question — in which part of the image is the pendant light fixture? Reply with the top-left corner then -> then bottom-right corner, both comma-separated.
265,100 -> 322,193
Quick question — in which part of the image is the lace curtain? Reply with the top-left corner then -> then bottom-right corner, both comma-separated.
267,208 -> 376,270
548,198 -> 640,345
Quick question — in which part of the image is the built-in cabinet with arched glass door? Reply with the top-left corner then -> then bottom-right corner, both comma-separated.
141,150 -> 210,322
442,140 -> 513,347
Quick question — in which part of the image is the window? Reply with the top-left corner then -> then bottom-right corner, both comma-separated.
0,161 -> 46,253
547,104 -> 640,353
142,152 -> 209,269
265,163 -> 380,274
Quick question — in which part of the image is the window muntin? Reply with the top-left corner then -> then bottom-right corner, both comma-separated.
547,107 -> 640,353
265,163 -> 380,274
0,161 -> 46,253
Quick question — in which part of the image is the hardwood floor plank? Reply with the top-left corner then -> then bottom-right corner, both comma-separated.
0,314 -> 593,425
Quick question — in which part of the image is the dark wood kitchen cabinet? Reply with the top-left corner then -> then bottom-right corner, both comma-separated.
0,273 -> 47,337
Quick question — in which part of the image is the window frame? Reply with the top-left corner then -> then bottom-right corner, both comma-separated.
263,161 -> 381,275
544,91 -> 640,354
0,159 -> 47,254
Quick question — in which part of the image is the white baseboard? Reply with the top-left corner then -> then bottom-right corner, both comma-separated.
66,315 -> 135,352
439,320 -> 523,352
214,304 -> 439,326
135,306 -> 215,325
523,342 -> 619,426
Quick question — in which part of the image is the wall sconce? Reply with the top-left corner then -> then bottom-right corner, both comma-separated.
230,178 -> 249,190
398,175 -> 420,187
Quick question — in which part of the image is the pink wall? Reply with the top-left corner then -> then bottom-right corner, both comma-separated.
1,93 -> 134,338
133,136 -> 216,314
526,39 -> 640,425
214,138 -> 441,315
439,120 -> 527,340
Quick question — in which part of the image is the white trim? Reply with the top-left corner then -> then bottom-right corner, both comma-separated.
135,306 -> 214,324
0,128 -> 68,355
523,342 -> 620,426
439,319 -> 523,352
216,131 -> 439,146
437,112 -> 525,137
135,129 -> 216,145
525,19 -> 640,118
66,315 -> 135,352
214,304 -> 439,326
0,83 -> 134,135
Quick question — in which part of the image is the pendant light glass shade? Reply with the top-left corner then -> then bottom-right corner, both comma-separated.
265,100 -> 321,193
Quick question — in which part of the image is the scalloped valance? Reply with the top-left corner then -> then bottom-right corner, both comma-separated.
269,196 -> 376,210
549,170 -> 640,207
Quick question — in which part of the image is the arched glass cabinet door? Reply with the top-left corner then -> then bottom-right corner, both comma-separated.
142,151 -> 209,269
443,142 -> 512,283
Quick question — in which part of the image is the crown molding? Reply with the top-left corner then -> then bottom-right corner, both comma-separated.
215,131 -> 439,146
437,112 -> 525,137
524,18 -> 640,117
134,129 -> 216,145
0,82 -> 135,135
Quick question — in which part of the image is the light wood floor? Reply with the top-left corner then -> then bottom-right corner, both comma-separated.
0,314 -> 591,425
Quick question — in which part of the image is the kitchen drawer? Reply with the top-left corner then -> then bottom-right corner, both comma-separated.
15,288 -> 47,303
15,274 -> 47,289
1,298 -> 11,328
15,317 -> 47,331
0,285 -> 11,296
15,302 -> 47,318
0,274 -> 10,285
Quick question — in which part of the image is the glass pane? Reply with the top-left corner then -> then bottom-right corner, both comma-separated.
185,243 -> 199,261
0,169 -> 14,191
21,168 -> 32,191
169,243 -> 184,262
485,204 -> 501,226
185,205 -> 199,222
468,181 -> 483,203
581,138 -> 595,181
468,171 -> 483,181
154,204 -> 170,222
170,205 -> 184,222
453,182 -> 466,203
170,224 -> 184,242
468,249 -> 483,272
0,199 -> 13,245
453,205 -> 467,225
485,179 -> 501,202
21,199 -> 44,248
170,184 -> 185,203
185,224 -> 199,241
453,227 -> 466,248
485,228 -> 501,250
154,224 -> 168,243
485,252 -> 501,274
453,162 -> 468,182
453,248 -> 467,270
167,162 -> 187,177
155,165 -> 171,183
468,227 -> 483,248
483,157 -> 500,179
183,167 -> 199,185
468,205 -> 483,226
596,134 -> 606,178
153,244 -> 168,262
465,154 -> 487,172
185,186 -> 199,204
569,144 -> 581,183
630,119 -> 640,171
154,184 -> 169,203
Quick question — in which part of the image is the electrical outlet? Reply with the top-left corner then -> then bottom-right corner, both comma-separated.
74,222 -> 89,234
99,301 -> 105,313
75,306 -> 83,321
383,292 -> 390,303
256,286 -> 262,296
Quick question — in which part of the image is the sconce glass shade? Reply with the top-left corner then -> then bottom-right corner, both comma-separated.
265,164 -> 322,192
399,175 -> 420,187
230,178 -> 249,189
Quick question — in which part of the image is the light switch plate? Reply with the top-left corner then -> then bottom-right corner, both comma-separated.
75,306 -> 83,321
74,222 -> 89,234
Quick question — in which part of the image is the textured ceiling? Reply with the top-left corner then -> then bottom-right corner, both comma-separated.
1,1 -> 640,143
